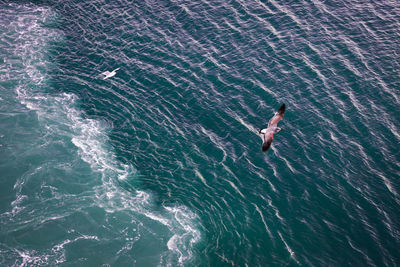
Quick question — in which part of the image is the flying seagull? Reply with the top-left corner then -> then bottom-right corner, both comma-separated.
102,67 -> 120,80
259,104 -> 285,152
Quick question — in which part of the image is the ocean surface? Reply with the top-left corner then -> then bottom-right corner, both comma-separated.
0,0 -> 399,266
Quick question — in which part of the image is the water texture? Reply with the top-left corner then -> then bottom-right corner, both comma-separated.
0,0 -> 399,266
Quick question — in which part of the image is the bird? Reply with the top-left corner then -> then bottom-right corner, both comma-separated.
259,104 -> 285,152
101,67 -> 120,80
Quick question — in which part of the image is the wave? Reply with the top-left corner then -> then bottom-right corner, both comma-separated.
0,3 -> 200,266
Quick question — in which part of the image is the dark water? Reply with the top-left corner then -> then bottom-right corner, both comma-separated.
0,0 -> 399,266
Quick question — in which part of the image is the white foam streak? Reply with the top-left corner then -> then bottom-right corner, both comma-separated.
378,174 -> 398,199
253,204 -> 273,239
164,206 -> 201,264
222,178 -> 245,199
195,169 -> 211,188
346,235 -> 375,266
15,249 -> 48,267
278,231 -> 299,264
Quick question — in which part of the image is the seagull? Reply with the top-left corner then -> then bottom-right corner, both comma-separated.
259,104 -> 285,152
101,67 -> 120,80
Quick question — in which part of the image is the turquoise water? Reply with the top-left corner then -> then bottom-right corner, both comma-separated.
0,0 -> 399,266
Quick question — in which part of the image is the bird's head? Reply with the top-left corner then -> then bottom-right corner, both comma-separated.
274,127 -> 282,133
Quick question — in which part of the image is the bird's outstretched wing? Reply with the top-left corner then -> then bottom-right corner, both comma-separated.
101,71 -> 111,76
101,68 -> 120,80
262,132 -> 274,152
268,104 -> 285,127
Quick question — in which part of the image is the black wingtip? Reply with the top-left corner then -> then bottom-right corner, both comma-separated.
278,104 -> 285,114
262,139 -> 272,152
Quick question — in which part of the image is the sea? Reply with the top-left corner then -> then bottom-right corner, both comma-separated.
0,0 -> 399,266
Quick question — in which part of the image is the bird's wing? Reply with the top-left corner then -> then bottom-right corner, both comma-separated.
112,67 -> 120,72
262,131 -> 274,152
101,71 -> 111,76
268,104 -> 285,127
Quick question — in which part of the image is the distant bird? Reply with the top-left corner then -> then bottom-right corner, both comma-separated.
101,67 -> 120,80
259,104 -> 285,152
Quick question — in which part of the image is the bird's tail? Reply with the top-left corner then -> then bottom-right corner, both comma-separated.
262,138 -> 273,152
277,104 -> 285,115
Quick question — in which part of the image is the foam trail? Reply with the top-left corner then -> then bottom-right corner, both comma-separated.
278,231 -> 299,264
64,106 -> 201,263
2,3 -> 201,265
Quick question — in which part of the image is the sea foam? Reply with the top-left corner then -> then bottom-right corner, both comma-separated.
1,3 -> 200,266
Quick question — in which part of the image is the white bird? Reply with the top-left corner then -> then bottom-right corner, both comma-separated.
102,67 -> 120,80
259,104 -> 285,152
